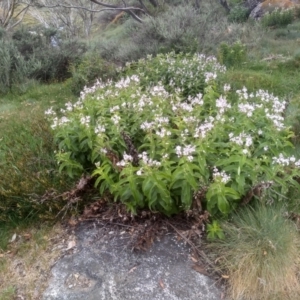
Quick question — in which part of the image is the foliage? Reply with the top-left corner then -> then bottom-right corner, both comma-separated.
228,5 -> 250,23
217,41 -> 247,68
0,82 -> 76,222
12,26 -> 87,82
70,51 -> 118,96
48,52 -> 300,216
262,8 -> 294,28
97,2 -> 228,64
123,52 -> 226,98
0,38 -> 39,94
208,204 -> 300,299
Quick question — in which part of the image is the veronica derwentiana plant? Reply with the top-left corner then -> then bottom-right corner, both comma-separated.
46,53 -> 300,216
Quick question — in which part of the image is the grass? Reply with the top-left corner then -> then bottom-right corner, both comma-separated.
0,81 -> 77,222
0,222 -> 68,299
207,204 -> 300,300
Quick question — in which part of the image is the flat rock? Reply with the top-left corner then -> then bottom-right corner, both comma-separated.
43,222 -> 222,300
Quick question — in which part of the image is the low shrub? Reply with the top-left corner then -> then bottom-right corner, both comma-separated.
47,52 -> 300,216
228,5 -> 250,23
0,39 -> 40,94
262,8 -> 294,28
70,51 -> 117,95
97,2 -> 228,64
208,204 -> 300,300
217,41 -> 247,68
123,52 -> 226,98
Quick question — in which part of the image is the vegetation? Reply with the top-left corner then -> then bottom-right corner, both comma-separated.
208,204 -> 300,300
2,0 -> 300,299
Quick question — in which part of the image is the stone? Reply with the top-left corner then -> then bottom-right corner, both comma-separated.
43,223 -> 223,300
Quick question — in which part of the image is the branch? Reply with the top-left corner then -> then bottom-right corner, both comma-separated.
28,1 -> 147,22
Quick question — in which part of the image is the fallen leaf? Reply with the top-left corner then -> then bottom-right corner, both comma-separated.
10,233 -> 17,243
190,256 -> 198,263
0,254 -> 4,258
221,274 -> 229,279
66,240 -> 76,251
159,279 -> 165,289
192,264 -> 209,276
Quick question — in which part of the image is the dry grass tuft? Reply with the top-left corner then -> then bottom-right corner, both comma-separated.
208,204 -> 300,300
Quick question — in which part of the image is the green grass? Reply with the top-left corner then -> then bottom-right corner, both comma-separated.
0,81 -> 77,229
0,286 -> 15,300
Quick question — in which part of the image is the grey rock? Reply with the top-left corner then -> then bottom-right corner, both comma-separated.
43,223 -> 222,300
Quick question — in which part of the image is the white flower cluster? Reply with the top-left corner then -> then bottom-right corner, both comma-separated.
138,152 -> 161,167
229,132 -> 253,147
194,117 -> 215,138
175,145 -> 196,162
216,95 -> 231,114
50,116 -> 70,129
236,87 -> 287,130
272,154 -> 300,167
116,152 -> 133,167
80,115 -> 90,126
213,167 -> 231,184
95,124 -> 105,134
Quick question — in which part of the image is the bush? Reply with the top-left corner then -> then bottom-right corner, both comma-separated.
218,41 -> 247,68
12,26 -> 87,82
262,8 -> 294,28
208,204 -> 300,300
123,52 -> 226,98
47,52 -> 300,216
97,2 -> 228,64
70,51 -> 118,95
0,39 -> 40,94
228,5 -> 250,23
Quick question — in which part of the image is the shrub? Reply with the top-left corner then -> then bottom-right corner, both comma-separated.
217,41 -> 247,68
70,52 -> 118,95
228,5 -> 250,23
12,26 -> 87,82
47,52 -> 300,216
262,8 -> 294,28
208,204 -> 300,300
123,52 -> 226,98
97,2 -> 228,64
0,39 -> 40,94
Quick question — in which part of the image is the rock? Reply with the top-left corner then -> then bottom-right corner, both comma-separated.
43,223 -> 223,300
249,0 -> 300,19
244,0 -> 265,11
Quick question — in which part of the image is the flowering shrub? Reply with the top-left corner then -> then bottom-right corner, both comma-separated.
46,53 -> 300,216
123,52 -> 226,98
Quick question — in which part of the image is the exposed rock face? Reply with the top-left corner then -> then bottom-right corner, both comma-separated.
244,0 -> 265,11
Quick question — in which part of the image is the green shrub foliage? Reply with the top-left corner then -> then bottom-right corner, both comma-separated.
0,26 -> 87,93
70,51 -> 118,96
262,8 -> 294,28
47,53 -> 300,216
218,41 -> 247,68
123,52 -> 226,98
228,5 -> 250,23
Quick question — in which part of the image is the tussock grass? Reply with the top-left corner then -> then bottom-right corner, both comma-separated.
208,205 -> 300,300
